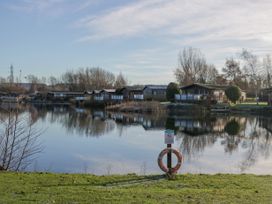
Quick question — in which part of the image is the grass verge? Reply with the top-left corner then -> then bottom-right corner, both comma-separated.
0,172 -> 271,204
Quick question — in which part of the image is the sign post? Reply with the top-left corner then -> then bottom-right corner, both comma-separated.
165,129 -> 175,175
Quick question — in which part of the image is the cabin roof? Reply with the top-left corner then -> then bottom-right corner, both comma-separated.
48,91 -> 84,94
118,86 -> 144,92
101,89 -> 116,93
143,85 -> 167,90
181,83 -> 229,91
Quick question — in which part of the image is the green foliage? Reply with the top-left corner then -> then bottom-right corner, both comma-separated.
0,173 -> 271,203
166,82 -> 180,102
225,85 -> 241,104
224,119 -> 241,135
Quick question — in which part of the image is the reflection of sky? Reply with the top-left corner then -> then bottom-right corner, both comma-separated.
23,112 -> 272,175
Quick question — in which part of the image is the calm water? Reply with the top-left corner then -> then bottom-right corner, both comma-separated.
1,104 -> 272,175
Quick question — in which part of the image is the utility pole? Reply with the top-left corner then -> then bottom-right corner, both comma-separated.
9,64 -> 14,85
19,69 -> 22,83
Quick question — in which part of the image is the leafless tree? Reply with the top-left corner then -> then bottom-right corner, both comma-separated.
222,58 -> 242,83
262,54 -> 272,88
240,49 -> 262,101
114,72 -> 128,89
0,109 -> 42,171
201,64 -> 219,84
48,76 -> 59,87
61,67 -> 117,91
175,47 -> 218,85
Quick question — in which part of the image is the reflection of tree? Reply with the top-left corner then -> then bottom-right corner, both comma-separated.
0,110 -> 42,171
222,119 -> 242,153
176,116 -> 272,172
224,119 -> 241,135
178,133 -> 216,159
238,117 -> 272,171
165,117 -> 178,134
58,110 -> 116,137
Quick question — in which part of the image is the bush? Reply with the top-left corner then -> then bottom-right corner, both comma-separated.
166,82 -> 180,102
225,85 -> 241,104
224,119 -> 241,135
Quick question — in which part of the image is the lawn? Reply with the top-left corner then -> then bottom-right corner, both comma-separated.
0,172 -> 271,204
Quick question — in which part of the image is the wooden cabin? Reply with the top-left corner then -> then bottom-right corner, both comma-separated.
47,91 -> 84,101
93,89 -> 123,103
143,85 -> 167,101
176,83 -> 230,104
117,86 -> 144,101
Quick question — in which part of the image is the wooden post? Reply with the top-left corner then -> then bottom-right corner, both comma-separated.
167,144 -> 172,174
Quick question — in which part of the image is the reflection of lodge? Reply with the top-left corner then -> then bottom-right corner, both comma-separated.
108,112 -> 144,125
142,119 -> 165,130
175,118 -> 226,136
107,112 -> 165,130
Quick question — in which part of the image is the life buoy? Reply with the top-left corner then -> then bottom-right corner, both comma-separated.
157,148 -> 183,174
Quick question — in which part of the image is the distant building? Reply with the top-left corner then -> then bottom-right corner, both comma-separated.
47,91 -> 84,101
176,83 -> 246,104
117,86 -> 144,101
92,89 -> 123,102
143,85 -> 167,101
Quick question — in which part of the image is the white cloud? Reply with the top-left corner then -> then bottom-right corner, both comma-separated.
76,0 -> 272,54
7,0 -> 96,15
70,0 -> 272,77
76,0 -> 272,40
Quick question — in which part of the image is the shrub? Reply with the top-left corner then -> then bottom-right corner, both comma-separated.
225,85 -> 241,104
166,82 -> 180,102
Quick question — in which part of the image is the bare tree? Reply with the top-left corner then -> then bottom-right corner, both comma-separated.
262,54 -> 272,88
48,76 -> 58,87
240,49 -> 262,102
0,109 -> 42,171
114,72 -> 128,89
0,77 -> 7,84
175,47 -> 218,85
200,64 -> 219,84
222,58 -> 242,82
61,67 -> 116,91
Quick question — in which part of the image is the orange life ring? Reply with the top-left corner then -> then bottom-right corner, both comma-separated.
157,148 -> 183,174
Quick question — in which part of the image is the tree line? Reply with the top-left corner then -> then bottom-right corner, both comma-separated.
0,67 -> 128,92
175,47 -> 272,96
1,47 -> 272,95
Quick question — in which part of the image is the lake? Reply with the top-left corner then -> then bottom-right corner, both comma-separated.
0,103 -> 271,175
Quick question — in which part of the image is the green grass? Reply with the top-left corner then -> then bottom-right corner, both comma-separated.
0,172 -> 271,204
230,102 -> 268,109
240,102 -> 268,106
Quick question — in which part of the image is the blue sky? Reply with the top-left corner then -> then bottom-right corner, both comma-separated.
1,0 -> 272,84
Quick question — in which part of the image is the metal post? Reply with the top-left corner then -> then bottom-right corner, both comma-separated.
167,144 -> 172,174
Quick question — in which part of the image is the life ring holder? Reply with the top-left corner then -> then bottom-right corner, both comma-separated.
157,148 -> 183,174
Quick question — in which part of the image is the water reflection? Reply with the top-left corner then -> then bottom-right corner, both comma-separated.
0,104 -> 271,174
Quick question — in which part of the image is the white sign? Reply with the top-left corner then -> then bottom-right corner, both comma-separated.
164,129 -> 175,144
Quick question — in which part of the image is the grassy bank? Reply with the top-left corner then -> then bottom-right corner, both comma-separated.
0,172 -> 271,204
106,101 -> 165,113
